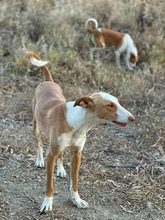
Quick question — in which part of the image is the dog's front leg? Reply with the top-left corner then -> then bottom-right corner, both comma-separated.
70,148 -> 88,208
40,148 -> 60,212
114,51 -> 122,69
125,54 -> 134,71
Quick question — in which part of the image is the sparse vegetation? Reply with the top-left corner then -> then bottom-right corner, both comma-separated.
0,0 -> 165,219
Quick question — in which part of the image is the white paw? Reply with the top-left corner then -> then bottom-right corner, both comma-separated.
35,159 -> 44,167
73,197 -> 89,209
56,166 -> 67,177
56,158 -> 67,178
35,147 -> 44,167
118,66 -> 122,70
71,191 -> 88,208
127,65 -> 134,71
40,196 -> 53,212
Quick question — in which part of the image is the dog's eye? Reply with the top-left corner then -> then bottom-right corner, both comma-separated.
107,103 -> 114,108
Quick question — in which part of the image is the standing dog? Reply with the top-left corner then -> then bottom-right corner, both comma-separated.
85,18 -> 138,70
26,51 -> 135,212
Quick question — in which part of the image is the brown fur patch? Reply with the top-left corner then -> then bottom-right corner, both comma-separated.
34,81 -> 72,138
91,94 -> 118,121
99,28 -> 124,48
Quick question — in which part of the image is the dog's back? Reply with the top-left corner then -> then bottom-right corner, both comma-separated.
100,28 -> 124,48
27,51 -> 67,137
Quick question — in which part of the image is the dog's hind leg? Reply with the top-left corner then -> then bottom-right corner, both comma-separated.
34,123 -> 44,167
90,47 -> 98,62
56,151 -> 67,177
32,95 -> 44,167
32,117 -> 36,133
91,36 -> 105,64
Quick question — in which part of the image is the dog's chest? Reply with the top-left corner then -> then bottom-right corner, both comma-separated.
57,131 -> 86,151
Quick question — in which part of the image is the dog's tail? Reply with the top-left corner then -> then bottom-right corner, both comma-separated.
85,18 -> 98,33
26,51 -> 53,82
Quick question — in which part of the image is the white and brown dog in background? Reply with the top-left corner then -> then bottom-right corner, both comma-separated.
85,18 -> 138,70
26,51 -> 135,212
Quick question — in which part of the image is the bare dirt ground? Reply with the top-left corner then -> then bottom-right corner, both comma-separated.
0,66 -> 165,220
0,0 -> 165,219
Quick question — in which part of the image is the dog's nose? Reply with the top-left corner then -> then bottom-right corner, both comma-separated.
128,115 -> 135,122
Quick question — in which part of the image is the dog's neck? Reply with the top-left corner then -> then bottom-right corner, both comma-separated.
66,101 -> 101,134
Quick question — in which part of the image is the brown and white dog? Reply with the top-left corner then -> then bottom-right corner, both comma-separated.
26,51 -> 135,212
85,18 -> 138,70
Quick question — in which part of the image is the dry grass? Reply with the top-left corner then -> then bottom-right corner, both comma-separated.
0,0 -> 165,219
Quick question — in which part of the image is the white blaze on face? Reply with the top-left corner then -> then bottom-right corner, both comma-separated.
99,92 -> 133,124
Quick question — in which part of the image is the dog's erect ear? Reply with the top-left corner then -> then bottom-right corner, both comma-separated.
74,96 -> 95,109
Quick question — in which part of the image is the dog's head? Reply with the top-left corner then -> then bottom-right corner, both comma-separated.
129,52 -> 138,68
74,92 -> 135,127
